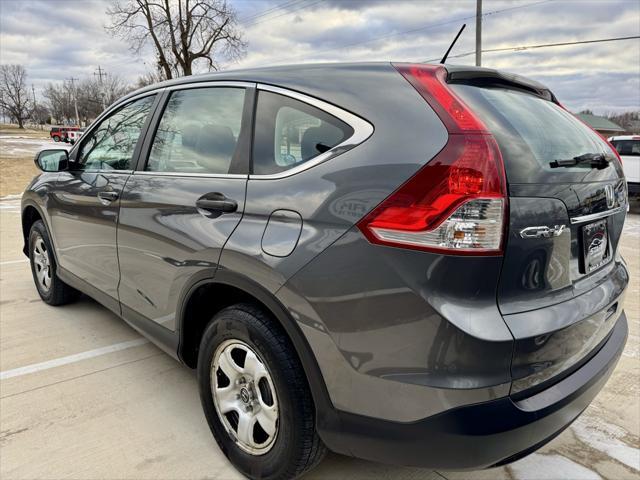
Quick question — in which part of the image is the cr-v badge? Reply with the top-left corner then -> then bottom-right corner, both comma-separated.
520,225 -> 566,239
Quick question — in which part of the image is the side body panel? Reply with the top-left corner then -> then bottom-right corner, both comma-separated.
47,171 -> 129,308
218,64 -> 513,422
116,84 -> 253,332
117,175 -> 247,330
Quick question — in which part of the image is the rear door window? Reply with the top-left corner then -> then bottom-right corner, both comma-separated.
450,84 -> 622,184
146,87 -> 246,174
252,91 -> 353,175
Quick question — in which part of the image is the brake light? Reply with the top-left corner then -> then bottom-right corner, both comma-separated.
357,64 -> 507,255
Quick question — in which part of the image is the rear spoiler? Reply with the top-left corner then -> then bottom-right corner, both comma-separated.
443,65 -> 558,103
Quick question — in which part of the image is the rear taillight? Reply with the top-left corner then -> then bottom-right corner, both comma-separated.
357,64 -> 507,256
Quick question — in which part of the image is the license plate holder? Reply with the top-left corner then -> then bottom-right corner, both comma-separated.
581,219 -> 611,273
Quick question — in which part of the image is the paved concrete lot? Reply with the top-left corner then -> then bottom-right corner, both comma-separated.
1,194 -> 639,479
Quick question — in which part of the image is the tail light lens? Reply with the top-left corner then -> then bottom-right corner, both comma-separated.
357,64 -> 507,255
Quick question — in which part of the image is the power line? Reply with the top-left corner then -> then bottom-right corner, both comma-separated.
255,0 -> 553,66
239,0 -> 305,24
243,0 -> 324,28
423,35 -> 640,62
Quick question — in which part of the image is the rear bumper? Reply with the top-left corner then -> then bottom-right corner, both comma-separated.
319,311 -> 628,469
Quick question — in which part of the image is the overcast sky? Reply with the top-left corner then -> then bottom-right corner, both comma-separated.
0,0 -> 638,113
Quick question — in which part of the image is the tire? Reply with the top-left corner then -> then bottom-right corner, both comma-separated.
52,135 -> 60,142
197,303 -> 326,480
28,220 -> 79,306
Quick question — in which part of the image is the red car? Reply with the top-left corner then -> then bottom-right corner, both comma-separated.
49,126 -> 79,142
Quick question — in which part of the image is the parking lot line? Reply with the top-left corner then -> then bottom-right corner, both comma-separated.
0,338 -> 149,380
0,259 -> 28,265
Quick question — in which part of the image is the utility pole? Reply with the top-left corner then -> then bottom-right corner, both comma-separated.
475,0 -> 482,67
31,84 -> 38,129
94,65 -> 107,112
66,77 -> 80,127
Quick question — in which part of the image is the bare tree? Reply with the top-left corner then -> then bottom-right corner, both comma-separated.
44,74 -> 134,126
44,82 -> 73,125
136,69 -> 166,88
31,104 -> 50,126
107,0 -> 246,79
0,64 -> 33,128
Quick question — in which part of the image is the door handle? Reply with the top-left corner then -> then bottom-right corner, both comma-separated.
97,190 -> 119,205
196,193 -> 238,216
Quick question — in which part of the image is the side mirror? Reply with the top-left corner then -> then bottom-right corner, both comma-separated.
35,149 -> 69,172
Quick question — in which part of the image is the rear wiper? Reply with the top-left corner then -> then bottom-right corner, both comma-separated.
550,153 -> 610,169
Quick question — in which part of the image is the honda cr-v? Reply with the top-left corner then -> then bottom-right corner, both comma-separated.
22,63 -> 629,479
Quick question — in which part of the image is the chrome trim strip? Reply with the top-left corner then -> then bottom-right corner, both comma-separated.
570,206 -> 625,224
132,171 -> 247,179
89,89 -> 166,130
165,81 -> 255,91
249,84 -> 374,180
67,169 -> 134,175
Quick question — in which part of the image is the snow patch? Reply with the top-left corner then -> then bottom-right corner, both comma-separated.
510,453 -> 601,480
571,415 -> 640,472
623,333 -> 639,358
0,194 -> 22,201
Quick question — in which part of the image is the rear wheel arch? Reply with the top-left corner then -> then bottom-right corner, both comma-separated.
177,272 -> 337,429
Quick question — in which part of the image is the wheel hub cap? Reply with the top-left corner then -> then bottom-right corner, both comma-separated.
211,340 -> 279,455
240,387 -> 251,404
33,237 -> 52,292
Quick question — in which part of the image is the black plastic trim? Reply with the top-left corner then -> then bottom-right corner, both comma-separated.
56,266 -> 121,316
121,305 -> 180,359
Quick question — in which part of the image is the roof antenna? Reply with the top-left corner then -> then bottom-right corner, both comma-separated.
440,24 -> 466,64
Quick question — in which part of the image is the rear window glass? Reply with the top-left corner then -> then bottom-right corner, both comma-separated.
450,84 -> 622,184
252,91 -> 353,175
611,139 -> 640,156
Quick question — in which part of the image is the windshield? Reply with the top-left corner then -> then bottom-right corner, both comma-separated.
450,84 -> 622,184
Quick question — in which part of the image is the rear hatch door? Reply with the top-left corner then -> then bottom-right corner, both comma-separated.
449,73 -> 628,392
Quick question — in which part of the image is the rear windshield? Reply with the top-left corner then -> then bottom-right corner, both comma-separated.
450,84 -> 622,184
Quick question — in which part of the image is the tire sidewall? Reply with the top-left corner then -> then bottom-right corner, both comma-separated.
197,307 -> 305,480
28,220 -> 56,302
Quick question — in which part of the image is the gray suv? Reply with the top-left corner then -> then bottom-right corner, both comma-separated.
22,63 -> 629,479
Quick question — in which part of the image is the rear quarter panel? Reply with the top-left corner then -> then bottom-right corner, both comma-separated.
220,63 -> 449,293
